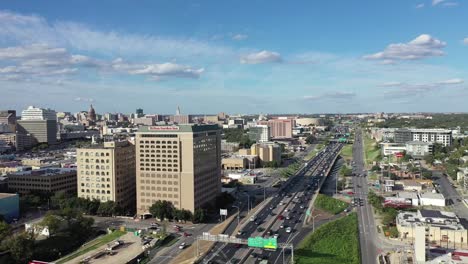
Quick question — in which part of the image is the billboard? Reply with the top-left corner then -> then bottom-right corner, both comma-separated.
148,126 -> 179,131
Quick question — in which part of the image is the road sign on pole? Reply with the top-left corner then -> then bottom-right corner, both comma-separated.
220,209 -> 227,216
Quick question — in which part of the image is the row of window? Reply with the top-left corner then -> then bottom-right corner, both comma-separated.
139,140 -> 178,144
140,168 -> 178,172
81,183 -> 111,188
141,191 -> 179,197
140,179 -> 178,185
139,173 -> 178,179
81,189 -> 111,194
80,158 -> 110,163
139,150 -> 178,154
80,171 -> 110,176
80,176 -> 111,182
80,152 -> 110,157
80,195 -> 109,201
140,198 -> 179,205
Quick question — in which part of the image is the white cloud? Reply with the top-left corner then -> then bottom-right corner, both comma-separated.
111,60 -> 204,79
381,78 -> 464,98
432,0 -> 446,6
0,10 -> 233,59
0,44 -> 204,81
232,34 -> 248,41
437,78 -> 463,85
463,38 -> 468,45
416,3 -> 425,8
363,34 -> 446,62
240,50 -> 282,64
303,91 -> 356,101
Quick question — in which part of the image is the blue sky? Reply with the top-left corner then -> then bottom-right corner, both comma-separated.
0,0 -> 467,114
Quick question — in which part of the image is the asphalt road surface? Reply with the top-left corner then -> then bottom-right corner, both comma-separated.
201,143 -> 343,264
352,128 -> 378,264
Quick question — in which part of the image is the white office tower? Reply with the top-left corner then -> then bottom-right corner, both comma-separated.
21,106 -> 57,121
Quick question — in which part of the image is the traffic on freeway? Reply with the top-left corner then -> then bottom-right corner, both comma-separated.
202,142 -> 343,264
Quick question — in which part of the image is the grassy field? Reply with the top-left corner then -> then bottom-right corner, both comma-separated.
305,144 -> 325,161
295,213 -> 360,264
364,135 -> 381,166
57,230 -> 126,263
314,194 -> 349,215
340,144 -> 353,161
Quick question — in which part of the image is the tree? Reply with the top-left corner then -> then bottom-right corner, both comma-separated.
371,165 -> 381,172
424,155 -> 434,165
0,221 -> 11,249
6,231 -> 35,263
382,208 -> 398,225
192,208 -> 206,224
40,212 -> 62,236
149,200 -> 174,221
181,209 -> 193,223
173,209 -> 184,222
305,134 -> 317,144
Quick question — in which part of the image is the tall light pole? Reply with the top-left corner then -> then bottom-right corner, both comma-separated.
232,205 -> 240,228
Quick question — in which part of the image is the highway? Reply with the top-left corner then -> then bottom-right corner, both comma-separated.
352,128 -> 378,264
201,142 -> 343,264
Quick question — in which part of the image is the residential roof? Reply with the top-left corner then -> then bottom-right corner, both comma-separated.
419,192 -> 445,200
0,193 -> 18,199
398,191 -> 419,199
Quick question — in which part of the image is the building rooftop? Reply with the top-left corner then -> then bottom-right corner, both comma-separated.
397,191 -> 419,199
419,192 -> 445,200
406,141 -> 434,145
0,193 -> 17,199
8,168 -> 76,177
419,209 -> 457,220
138,124 -> 220,133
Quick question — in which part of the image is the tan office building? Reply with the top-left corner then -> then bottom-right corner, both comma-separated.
136,124 -> 221,215
77,141 -> 136,211
7,168 -> 76,195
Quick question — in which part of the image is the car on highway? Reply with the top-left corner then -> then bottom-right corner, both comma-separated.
274,233 -> 279,238
237,230 -> 244,236
278,215 -> 284,220
183,232 -> 191,237
280,224 -> 285,229
257,227 -> 265,232
299,205 -> 305,209
179,242 -> 186,249
286,227 -> 292,233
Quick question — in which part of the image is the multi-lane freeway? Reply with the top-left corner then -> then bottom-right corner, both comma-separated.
201,142 -> 343,264
352,128 -> 378,264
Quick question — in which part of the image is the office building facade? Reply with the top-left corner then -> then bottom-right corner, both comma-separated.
258,119 -> 293,139
7,168 -> 77,195
248,125 -> 271,143
394,128 -> 452,147
17,120 -> 57,145
136,124 -> 221,215
77,141 -> 136,210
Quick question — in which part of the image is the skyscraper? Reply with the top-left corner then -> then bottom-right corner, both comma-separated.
135,124 -> 221,215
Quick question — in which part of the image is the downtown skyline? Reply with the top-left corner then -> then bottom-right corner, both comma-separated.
1,0 -> 468,114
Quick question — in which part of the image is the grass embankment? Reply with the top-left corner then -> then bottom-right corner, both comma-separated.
57,230 -> 126,263
280,162 -> 302,178
314,194 -> 348,215
295,213 -> 360,264
363,135 -> 381,166
340,144 -> 353,162
305,144 -> 325,161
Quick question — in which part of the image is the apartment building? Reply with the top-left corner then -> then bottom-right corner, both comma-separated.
258,119 -> 293,139
136,124 -> 221,215
7,168 -> 76,195
77,141 -> 136,210
394,128 -> 452,147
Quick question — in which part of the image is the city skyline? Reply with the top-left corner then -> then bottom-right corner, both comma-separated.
1,0 -> 468,113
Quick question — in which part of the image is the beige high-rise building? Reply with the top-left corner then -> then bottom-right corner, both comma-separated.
136,124 -> 221,215
77,140 -> 136,211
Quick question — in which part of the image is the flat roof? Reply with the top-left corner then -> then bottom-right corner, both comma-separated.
420,209 -> 457,219
0,193 -> 18,199
398,191 -> 419,199
138,124 -> 220,133
8,168 -> 76,177
419,192 -> 445,199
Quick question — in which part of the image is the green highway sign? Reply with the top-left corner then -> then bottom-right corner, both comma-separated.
248,237 -> 277,249
306,209 -> 311,216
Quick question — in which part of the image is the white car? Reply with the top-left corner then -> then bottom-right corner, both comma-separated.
286,227 -> 292,233
179,243 -> 186,249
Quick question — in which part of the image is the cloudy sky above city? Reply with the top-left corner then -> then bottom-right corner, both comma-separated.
1,0 -> 467,114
